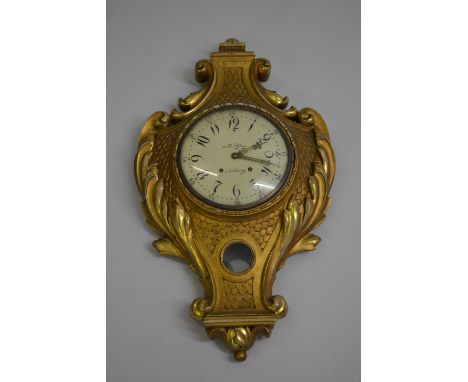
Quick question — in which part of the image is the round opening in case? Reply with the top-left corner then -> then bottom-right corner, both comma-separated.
222,242 -> 254,273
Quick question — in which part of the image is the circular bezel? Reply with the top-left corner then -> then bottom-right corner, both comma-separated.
175,104 -> 295,211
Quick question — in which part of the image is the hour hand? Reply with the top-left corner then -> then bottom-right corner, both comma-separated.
231,152 -> 272,166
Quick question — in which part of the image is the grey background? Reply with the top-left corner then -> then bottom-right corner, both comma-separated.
107,0 -> 360,381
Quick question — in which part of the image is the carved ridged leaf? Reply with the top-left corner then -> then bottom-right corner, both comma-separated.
280,200 -> 301,253
153,238 -> 187,261
141,202 -> 164,235
178,87 -> 209,111
134,141 -> 153,195
288,234 -> 321,257
277,135 -> 334,267
171,199 -> 207,279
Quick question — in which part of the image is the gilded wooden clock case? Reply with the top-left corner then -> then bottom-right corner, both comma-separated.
134,39 -> 335,361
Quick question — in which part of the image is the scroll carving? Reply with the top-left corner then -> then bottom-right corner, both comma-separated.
251,58 -> 299,120
170,59 -> 215,123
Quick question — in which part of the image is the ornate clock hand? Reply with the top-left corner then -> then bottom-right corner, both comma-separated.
239,139 -> 267,155
231,152 -> 273,166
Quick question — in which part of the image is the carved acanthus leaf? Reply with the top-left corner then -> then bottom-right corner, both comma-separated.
153,238 -> 186,261
134,111 -> 171,196
141,164 -> 207,279
207,325 -> 272,362
277,135 -> 334,268
138,111 -> 170,145
262,87 -> 289,109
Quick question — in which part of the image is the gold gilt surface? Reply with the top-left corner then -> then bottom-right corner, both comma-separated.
134,39 -> 335,361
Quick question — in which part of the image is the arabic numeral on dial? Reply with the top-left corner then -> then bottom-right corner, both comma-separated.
189,171 -> 209,184
195,135 -> 210,147
213,180 -> 223,193
248,120 -> 256,131
261,166 -> 273,176
265,150 -> 286,158
261,166 -> 281,180
196,172 -> 209,180
228,117 -> 239,131
232,184 -> 241,197
210,124 -> 220,136
190,154 -> 203,162
257,133 -> 272,145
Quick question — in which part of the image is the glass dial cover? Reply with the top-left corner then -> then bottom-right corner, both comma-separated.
177,106 -> 293,210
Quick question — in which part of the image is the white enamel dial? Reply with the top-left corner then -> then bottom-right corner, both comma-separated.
178,106 -> 292,209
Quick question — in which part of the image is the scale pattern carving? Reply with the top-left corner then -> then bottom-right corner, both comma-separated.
214,68 -> 252,104
193,210 -> 281,253
223,278 -> 255,309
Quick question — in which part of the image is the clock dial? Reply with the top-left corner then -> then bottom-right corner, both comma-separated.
177,106 -> 293,209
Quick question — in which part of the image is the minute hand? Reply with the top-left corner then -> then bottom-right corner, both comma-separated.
231,152 -> 273,166
239,140 -> 266,154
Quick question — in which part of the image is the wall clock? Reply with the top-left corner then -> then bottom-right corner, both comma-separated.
134,39 -> 335,361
